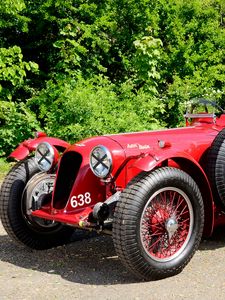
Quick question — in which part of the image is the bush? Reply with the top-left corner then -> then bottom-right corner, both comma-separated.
30,75 -> 165,143
0,101 -> 40,156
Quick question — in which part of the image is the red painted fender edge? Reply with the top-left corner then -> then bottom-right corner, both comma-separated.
9,136 -> 70,161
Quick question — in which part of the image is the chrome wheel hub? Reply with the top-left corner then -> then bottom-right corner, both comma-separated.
165,217 -> 178,241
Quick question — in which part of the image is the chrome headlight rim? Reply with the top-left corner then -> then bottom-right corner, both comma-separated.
90,145 -> 112,178
35,142 -> 55,172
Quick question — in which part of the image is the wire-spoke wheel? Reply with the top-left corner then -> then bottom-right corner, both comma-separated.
113,167 -> 204,281
140,187 -> 194,262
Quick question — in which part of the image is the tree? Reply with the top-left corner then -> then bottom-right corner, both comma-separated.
0,0 -> 225,155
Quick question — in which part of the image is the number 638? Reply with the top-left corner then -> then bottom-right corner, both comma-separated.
70,192 -> 92,208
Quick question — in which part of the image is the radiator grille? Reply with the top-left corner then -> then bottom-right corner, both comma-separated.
53,152 -> 82,209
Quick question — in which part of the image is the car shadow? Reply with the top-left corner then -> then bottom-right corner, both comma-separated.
0,226 -> 225,285
199,225 -> 225,251
0,231 -> 137,285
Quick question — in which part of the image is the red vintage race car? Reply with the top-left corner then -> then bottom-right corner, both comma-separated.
1,98 -> 225,281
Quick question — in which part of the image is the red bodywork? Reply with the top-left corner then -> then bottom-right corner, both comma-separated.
9,133 -> 70,160
19,115 -> 225,237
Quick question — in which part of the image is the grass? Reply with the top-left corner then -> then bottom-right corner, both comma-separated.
0,158 -> 11,181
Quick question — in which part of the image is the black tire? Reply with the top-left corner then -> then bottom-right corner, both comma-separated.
204,128 -> 225,207
112,167 -> 204,281
0,158 -> 74,250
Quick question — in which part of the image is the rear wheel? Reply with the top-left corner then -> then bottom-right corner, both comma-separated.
113,167 -> 204,280
204,128 -> 225,207
0,158 -> 74,249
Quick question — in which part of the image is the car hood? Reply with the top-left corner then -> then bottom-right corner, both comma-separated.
104,125 -> 218,156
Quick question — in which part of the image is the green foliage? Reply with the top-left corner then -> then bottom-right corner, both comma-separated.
153,0 -> 225,126
0,0 -> 225,156
133,35 -> 163,93
30,75 -> 164,142
0,157 -> 11,181
0,46 -> 39,100
0,100 -> 40,156
0,0 -> 28,31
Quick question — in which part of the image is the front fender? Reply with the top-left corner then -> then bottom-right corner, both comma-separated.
9,135 -> 70,161
132,151 -> 200,172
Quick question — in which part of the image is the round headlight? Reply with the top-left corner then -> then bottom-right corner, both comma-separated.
35,142 -> 55,172
90,145 -> 112,178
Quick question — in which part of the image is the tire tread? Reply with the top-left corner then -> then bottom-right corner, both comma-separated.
112,167 -> 204,280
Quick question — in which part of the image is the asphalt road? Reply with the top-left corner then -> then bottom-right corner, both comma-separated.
0,221 -> 225,300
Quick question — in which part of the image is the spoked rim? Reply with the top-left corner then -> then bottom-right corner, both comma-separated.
140,187 -> 194,262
